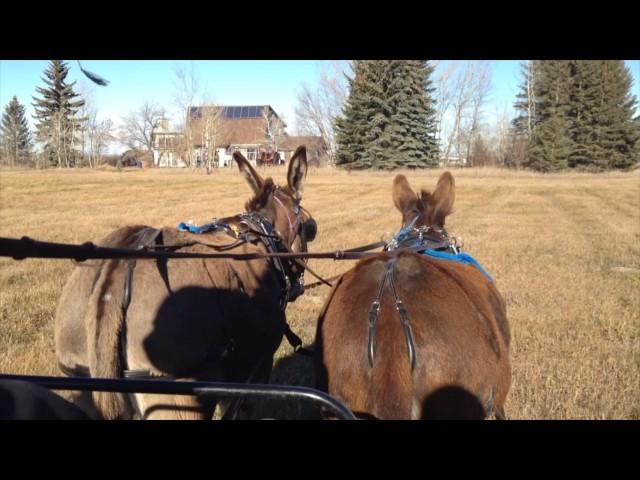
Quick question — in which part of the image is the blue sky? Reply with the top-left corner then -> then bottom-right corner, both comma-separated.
1,60 -> 638,150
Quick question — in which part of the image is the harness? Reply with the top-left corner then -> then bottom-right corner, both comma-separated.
367,216 -> 463,371
118,202 -> 315,388
177,210 -> 306,311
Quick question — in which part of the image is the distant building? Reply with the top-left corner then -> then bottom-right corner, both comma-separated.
151,105 -> 327,168
151,119 -> 187,168
439,153 -> 469,167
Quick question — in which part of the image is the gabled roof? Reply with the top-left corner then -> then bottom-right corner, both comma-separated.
278,135 -> 327,152
187,105 -> 286,147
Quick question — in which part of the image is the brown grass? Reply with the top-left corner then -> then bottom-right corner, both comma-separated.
1,166 -> 638,419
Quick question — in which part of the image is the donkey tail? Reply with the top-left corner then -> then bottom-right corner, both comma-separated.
85,257 -> 131,419
84,226 -> 150,419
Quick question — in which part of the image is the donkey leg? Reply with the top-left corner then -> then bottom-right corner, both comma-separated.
64,390 -> 103,420
219,356 -> 275,420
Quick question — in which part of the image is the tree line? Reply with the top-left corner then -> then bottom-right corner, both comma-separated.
296,60 -> 639,171
2,60 -> 638,171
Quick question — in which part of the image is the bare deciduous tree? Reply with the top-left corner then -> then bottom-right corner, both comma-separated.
462,62 -> 492,165
200,100 -> 223,173
440,61 -> 492,166
88,118 -> 114,167
120,101 -> 166,156
173,63 -> 201,169
264,106 -> 285,158
434,62 -> 460,149
294,61 -> 351,164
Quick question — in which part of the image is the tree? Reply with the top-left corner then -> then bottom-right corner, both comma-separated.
527,114 -> 572,171
512,61 -> 537,139
335,60 -> 389,169
119,101 -> 166,156
295,61 -> 350,164
517,60 -> 639,171
461,62 -> 492,166
32,60 -> 85,167
0,96 -> 32,167
434,62 -> 459,154
527,60 -> 573,171
173,63 -> 200,169
88,115 -> 114,168
200,102 -> 223,173
594,61 -> 639,170
385,60 -> 439,168
469,132 -> 494,167
442,62 -> 488,165
335,60 -> 439,170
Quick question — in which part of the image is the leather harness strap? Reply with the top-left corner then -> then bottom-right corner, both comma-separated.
367,256 -> 417,371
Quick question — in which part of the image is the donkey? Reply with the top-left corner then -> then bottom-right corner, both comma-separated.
55,147 -> 316,419
0,380 -> 91,420
314,172 -> 511,419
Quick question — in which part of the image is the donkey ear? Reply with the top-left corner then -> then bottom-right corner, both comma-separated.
234,150 -> 264,195
426,171 -> 455,227
287,146 -> 308,200
392,174 -> 416,215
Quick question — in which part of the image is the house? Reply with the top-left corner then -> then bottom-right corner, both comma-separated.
189,105 -> 285,167
278,135 -> 329,166
152,119 -> 187,168
151,105 -> 327,168
439,154 -> 469,167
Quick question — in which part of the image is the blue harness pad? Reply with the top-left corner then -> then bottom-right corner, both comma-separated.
177,222 -> 216,234
422,249 -> 493,283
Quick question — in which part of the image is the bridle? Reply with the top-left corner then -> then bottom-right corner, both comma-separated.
383,214 -> 461,255
272,187 -> 317,254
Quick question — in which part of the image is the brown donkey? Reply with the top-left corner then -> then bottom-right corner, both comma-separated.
55,147 -> 316,419
315,172 -> 511,419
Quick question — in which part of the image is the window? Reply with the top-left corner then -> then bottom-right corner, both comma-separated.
247,148 -> 257,161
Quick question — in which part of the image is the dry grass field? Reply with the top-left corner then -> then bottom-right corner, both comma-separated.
0,165 -> 638,419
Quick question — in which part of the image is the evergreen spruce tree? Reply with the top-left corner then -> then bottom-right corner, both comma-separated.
512,61 -> 537,139
0,96 -> 32,166
32,60 -> 85,167
566,60 -> 603,169
595,61 -> 639,170
335,60 -> 439,170
385,60 -> 439,168
335,61 -> 381,169
515,60 -> 638,172
527,114 -> 572,171
527,60 -> 573,171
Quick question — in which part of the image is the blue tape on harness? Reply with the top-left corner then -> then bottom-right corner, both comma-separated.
177,222 -> 216,234
422,249 -> 493,283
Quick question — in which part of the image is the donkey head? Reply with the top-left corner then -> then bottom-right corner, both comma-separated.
233,146 -> 316,253
392,171 -> 455,229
